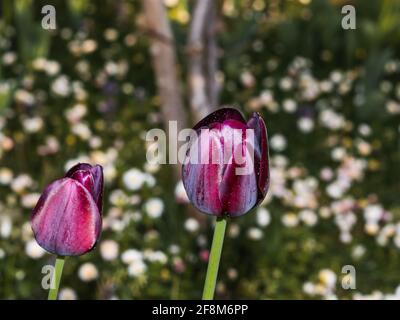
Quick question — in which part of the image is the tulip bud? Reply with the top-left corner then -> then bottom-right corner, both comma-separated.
31,163 -> 103,256
182,108 -> 269,217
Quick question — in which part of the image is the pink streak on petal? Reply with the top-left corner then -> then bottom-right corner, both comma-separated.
69,170 -> 95,194
65,163 -> 104,213
183,128 -> 224,216
219,129 -> 258,216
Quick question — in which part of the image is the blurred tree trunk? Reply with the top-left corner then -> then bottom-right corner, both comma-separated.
141,0 -> 220,224
187,0 -> 219,122
141,0 -> 187,180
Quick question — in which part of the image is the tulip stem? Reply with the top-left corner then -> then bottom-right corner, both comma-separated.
202,216 -> 227,300
48,256 -> 65,300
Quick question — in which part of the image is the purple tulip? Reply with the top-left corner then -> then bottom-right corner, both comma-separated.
31,163 -> 103,256
182,108 -> 269,217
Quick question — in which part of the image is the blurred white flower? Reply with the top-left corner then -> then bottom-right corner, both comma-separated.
46,61 -> 61,76
352,245 -> 366,259
334,211 -> 356,237
175,180 -> 189,203
144,250 -> 168,264
326,182 -> 345,199
319,80 -> 333,93
386,100 -> 400,114
21,222 -> 33,241
144,173 -> 156,188
78,263 -> 99,282
82,39 -> 98,53
228,224 -> 240,238
144,162 -> 160,174
65,103 -> 87,123
128,260 -> 147,277
100,240 -> 119,261
364,205 -> 383,224
256,207 -> 271,227
331,147 -> 346,161
0,215 -> 12,238
227,268 -> 238,280
279,77 -> 293,91
144,198 -> 164,218
21,193 -> 40,209
109,189 -> 129,206
25,239 -> 46,259
59,288 -> 77,300
105,61 -> 119,76
0,248 -> 5,259
184,218 -> 199,232
270,134 -> 287,152
121,249 -> 143,264
303,282 -> 316,295
340,232 -> 352,243
3,52 -> 16,65
169,244 -> 180,255
240,70 -> 255,88
365,223 -> 379,236
358,124 -> 371,137
319,206 -> 331,219
11,174 -> 33,193
247,227 -> 263,240
320,167 -> 334,181
51,75 -> 71,97
164,0 -> 179,7
320,109 -> 345,130
23,117 -> 43,133
72,123 -> 92,140
123,168 -> 146,191
37,136 -> 60,156
282,99 -> 297,113
299,209 -> 318,226
0,168 -> 13,185
104,28 -> 119,41
103,164 -> 117,182
394,236 -> 400,249
330,70 -> 343,83
15,89 -> 35,105
297,117 -> 314,133
319,269 -> 337,289
282,213 -> 299,228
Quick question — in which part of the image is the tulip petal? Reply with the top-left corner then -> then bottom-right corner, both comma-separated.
65,163 -> 93,176
219,130 -> 258,217
31,178 -> 102,256
182,128 -> 224,215
69,170 -> 95,195
247,112 -> 270,203
182,107 -> 270,217
90,165 -> 104,212
65,163 -> 104,212
193,107 -> 246,131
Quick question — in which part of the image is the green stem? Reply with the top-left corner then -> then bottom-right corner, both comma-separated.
48,256 -> 65,300
202,216 -> 227,300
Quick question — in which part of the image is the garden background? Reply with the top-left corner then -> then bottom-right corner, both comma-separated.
0,0 -> 400,299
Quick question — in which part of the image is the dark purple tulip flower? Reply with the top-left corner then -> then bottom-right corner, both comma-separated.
31,163 -> 103,256
182,108 -> 269,217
